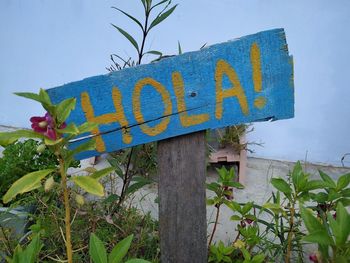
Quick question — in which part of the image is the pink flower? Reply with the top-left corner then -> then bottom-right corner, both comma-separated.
245,218 -> 253,225
309,253 -> 319,263
223,186 -> 234,200
30,112 -> 66,140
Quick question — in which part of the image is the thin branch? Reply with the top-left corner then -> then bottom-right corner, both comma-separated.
208,205 -> 221,248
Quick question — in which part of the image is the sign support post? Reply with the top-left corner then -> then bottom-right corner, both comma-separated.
158,131 -> 207,262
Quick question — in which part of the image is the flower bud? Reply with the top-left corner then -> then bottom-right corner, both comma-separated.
38,121 -> 48,128
309,253 -> 319,263
44,176 -> 55,192
75,194 -> 85,206
245,218 -> 253,225
36,144 -> 46,153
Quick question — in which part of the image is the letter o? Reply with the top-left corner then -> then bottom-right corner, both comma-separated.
133,78 -> 172,136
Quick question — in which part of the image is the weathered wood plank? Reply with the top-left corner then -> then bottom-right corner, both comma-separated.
158,131 -> 207,262
47,28 -> 294,160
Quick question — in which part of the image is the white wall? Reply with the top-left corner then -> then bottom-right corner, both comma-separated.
0,0 -> 349,166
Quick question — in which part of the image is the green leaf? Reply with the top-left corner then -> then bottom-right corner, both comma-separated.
178,41 -> 182,55
68,139 -> 96,159
262,203 -> 281,210
335,202 -> 350,245
56,98 -> 76,123
126,177 -> 152,195
111,24 -> 139,52
11,244 -> 23,263
78,122 -> 99,134
216,166 -> 228,181
291,161 -> 305,192
145,50 -> 162,56
300,207 -> 324,233
303,180 -> 329,191
225,181 -> 244,189
337,173 -> 350,191
206,198 -> 215,206
230,215 -> 241,221
39,88 -> 52,106
242,202 -> 253,215
15,90 -> 54,113
302,230 -> 333,246
328,188 -> 341,201
340,187 -> 350,197
327,213 -> 341,246
108,234 -> 134,263
149,0 -> 169,11
57,123 -> 79,135
14,92 -> 42,103
319,170 -> 336,188
25,181 -> 42,193
338,198 -> 350,206
148,4 -> 177,31
271,178 -> 292,195
3,169 -> 54,203
44,137 -> 64,146
89,233 -> 107,263
90,167 -> 115,180
206,182 -> 220,192
0,130 -> 45,147
140,0 -> 147,9
311,192 -> 328,203
111,7 -> 143,30
22,234 -> 43,263
251,254 -> 265,263
226,201 -> 241,213
72,176 -> 104,197
240,247 -> 251,260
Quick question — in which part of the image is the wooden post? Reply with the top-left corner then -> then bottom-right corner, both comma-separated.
158,131 -> 207,263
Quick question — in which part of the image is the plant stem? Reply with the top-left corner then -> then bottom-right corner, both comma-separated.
59,158 -> 73,263
208,205 -> 221,249
285,202 -> 295,263
116,147 -> 134,210
138,7 -> 150,64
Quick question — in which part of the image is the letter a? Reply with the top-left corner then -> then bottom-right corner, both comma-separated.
215,59 -> 249,119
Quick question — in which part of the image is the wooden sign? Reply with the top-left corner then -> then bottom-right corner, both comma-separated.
47,28 -> 294,160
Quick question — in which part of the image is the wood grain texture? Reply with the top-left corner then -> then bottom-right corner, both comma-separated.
158,131 -> 207,262
46,28 -> 294,160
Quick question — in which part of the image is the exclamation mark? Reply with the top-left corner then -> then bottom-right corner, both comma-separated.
251,42 -> 266,109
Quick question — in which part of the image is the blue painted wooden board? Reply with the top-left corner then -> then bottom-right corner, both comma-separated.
47,28 -> 294,160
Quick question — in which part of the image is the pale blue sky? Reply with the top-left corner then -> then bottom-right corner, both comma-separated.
0,0 -> 349,165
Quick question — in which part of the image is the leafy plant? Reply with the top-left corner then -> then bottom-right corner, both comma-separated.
108,0 -> 177,71
19,190 -> 159,262
260,161 -> 330,262
207,161 -> 350,263
214,124 -> 262,154
106,0 -> 177,212
0,139 -> 62,204
90,233 -> 151,263
0,89 -> 115,262
106,147 -> 154,212
301,203 -> 350,263
209,241 -> 234,263
6,234 -> 43,263
207,166 -> 244,247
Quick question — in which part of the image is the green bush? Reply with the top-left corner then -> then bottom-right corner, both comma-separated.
0,139 -> 58,204
207,162 -> 350,263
